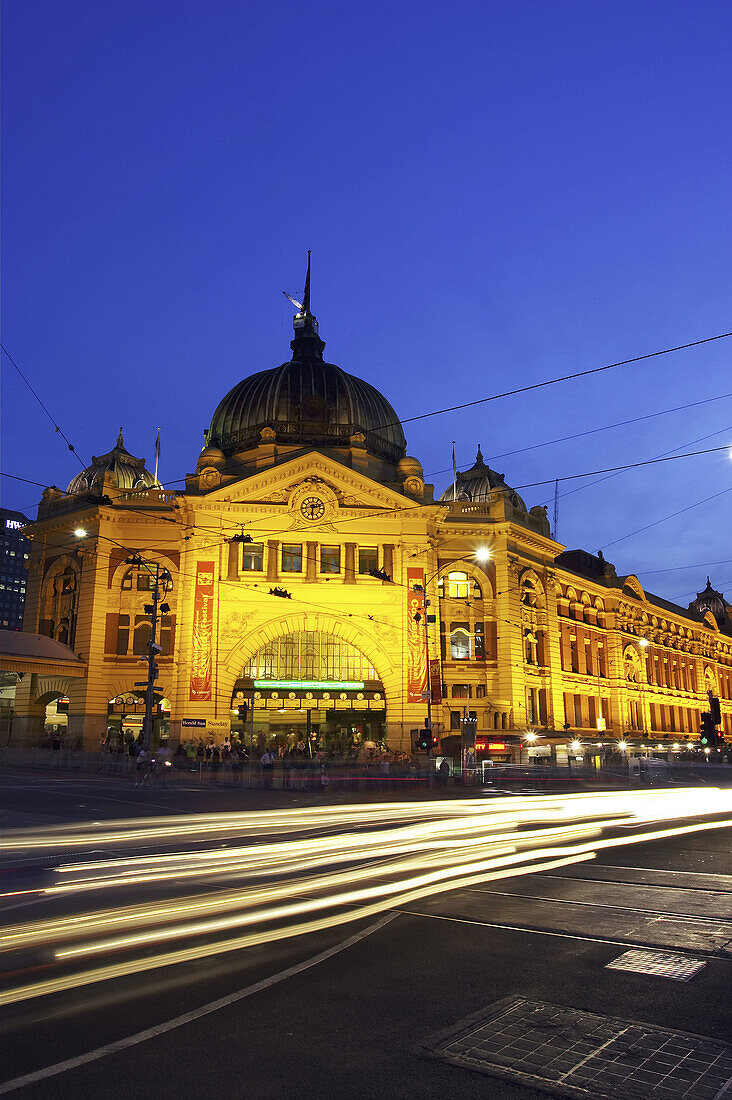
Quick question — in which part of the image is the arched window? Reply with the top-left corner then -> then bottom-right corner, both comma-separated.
520,571 -> 544,608
437,570 -> 483,600
40,560 -> 81,645
133,619 -> 152,656
623,646 -> 641,683
524,631 -> 538,665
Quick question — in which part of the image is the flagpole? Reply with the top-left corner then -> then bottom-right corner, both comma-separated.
452,441 -> 457,501
154,427 -> 161,484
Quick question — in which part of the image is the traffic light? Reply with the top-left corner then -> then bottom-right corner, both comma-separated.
416,722 -> 432,751
709,695 -> 722,726
700,712 -> 717,747
237,703 -> 248,723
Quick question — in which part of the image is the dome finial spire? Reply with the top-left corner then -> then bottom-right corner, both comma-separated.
476,444 -> 485,465
117,428 -> 124,448
302,249 -> 311,314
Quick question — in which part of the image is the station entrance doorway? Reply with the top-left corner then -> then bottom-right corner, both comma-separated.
230,630 -> 386,754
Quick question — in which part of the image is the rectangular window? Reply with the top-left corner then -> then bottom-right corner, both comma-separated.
358,546 -> 379,575
451,684 -> 471,698
320,545 -> 341,574
450,711 -> 461,731
282,544 -> 303,573
136,571 -> 152,591
159,615 -> 174,656
474,622 -> 485,660
476,685 -> 486,698
242,543 -> 264,571
450,622 -> 470,660
527,688 -> 538,724
116,614 -> 130,656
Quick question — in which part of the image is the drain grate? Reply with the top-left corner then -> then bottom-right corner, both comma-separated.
606,949 -> 706,982
418,997 -> 732,1100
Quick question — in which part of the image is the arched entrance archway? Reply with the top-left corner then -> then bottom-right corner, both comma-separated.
231,629 -> 387,754
107,692 -> 171,749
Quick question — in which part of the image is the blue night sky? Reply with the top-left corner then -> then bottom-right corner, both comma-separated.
2,0 -> 731,607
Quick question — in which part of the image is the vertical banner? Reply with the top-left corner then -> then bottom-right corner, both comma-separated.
406,567 -> 428,702
189,560 -> 215,702
429,658 -> 442,704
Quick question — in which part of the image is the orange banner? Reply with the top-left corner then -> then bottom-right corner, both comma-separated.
429,658 -> 442,704
189,560 -> 215,702
407,567 -> 428,702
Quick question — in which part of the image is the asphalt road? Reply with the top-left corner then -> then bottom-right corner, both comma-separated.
1,770 -> 730,1100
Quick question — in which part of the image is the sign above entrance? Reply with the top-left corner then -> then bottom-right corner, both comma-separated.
182,717 -> 230,731
253,680 -> 364,691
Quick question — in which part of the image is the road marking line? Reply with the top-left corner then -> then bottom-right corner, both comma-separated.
565,863 -> 732,882
465,886 -> 732,925
0,912 -> 397,1095
396,907 -> 732,960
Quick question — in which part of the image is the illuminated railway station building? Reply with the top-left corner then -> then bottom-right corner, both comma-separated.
10,284 -> 732,763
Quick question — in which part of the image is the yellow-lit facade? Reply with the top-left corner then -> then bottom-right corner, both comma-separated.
13,301 -> 732,759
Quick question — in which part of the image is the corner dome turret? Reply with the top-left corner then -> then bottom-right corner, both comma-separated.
66,431 -> 161,495
196,442 -> 226,470
439,446 -> 528,512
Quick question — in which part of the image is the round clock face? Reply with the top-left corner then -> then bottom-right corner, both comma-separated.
300,496 -> 326,521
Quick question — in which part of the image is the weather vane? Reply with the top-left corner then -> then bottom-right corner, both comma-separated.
283,250 -> 311,315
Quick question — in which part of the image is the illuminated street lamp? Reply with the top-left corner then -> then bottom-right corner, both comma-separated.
73,527 -> 87,538
474,546 -> 491,563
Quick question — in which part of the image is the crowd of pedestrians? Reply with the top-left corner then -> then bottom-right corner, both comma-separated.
83,727 -> 457,791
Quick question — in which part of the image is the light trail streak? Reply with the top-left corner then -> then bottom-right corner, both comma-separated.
6,787 -> 726,853
1,851 -> 596,1006
1,788 -> 729,1007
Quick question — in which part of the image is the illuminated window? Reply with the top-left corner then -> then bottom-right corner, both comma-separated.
242,544 -> 264,571
450,623 -> 470,660
451,684 -> 471,698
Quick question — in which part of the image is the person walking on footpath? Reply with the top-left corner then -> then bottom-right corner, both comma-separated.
135,745 -> 151,788
260,747 -> 275,788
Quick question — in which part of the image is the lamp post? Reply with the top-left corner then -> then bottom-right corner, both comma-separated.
522,729 -> 537,766
412,546 -> 491,779
126,555 -> 170,753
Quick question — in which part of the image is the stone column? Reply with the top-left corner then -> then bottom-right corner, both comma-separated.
227,540 -> 239,580
266,541 -> 279,583
344,543 -> 356,583
305,542 -> 318,582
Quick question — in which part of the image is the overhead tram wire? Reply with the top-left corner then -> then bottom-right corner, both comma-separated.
3,441 -> 731,552
101,327 -> 732,506
538,421 -> 732,510
636,558 -> 732,576
0,342 -> 87,468
600,485 -> 732,551
423,390 -> 732,479
370,329 -> 732,436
